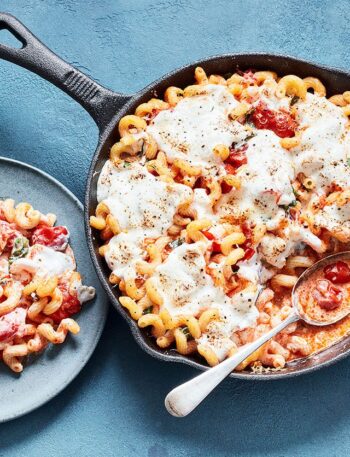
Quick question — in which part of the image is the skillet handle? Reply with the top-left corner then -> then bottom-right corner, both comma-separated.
0,12 -> 130,131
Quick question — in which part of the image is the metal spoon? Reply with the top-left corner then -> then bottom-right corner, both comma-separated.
165,251 -> 350,417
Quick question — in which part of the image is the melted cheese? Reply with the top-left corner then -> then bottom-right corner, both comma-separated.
294,93 -> 350,191
105,232 -> 144,279
191,188 -> 216,220
10,245 -> 74,277
96,79 -> 350,360
217,130 -> 295,227
99,162 -> 191,238
147,85 -> 248,174
314,201 -> 350,235
153,242 -> 259,335
197,287 -> 259,361
99,162 -> 191,279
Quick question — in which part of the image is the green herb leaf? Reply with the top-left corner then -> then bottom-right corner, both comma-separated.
280,200 -> 297,212
292,186 -> 299,198
168,237 -> 185,250
347,158 -> 350,167
123,161 -> 131,168
291,95 -> 300,106
245,132 -> 256,142
182,326 -> 194,341
143,306 -> 153,315
9,237 -> 29,265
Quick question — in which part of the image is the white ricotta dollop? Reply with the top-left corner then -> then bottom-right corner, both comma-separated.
10,245 -> 74,277
153,242 -> 259,329
294,93 -> 350,192
99,162 -> 191,238
147,85 -> 248,174
98,162 -> 192,279
217,130 -> 295,227
313,200 -> 350,241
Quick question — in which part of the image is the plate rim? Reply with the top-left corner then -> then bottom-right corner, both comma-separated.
0,156 -> 108,423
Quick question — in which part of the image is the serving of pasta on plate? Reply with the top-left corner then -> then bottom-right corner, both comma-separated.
90,66 -> 350,372
0,198 -> 95,373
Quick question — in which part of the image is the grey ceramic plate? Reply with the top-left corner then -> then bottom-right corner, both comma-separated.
0,157 -> 109,423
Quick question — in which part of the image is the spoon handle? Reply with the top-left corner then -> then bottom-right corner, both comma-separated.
165,311 -> 299,417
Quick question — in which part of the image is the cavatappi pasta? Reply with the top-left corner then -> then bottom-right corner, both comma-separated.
91,67 -> 350,371
0,199 -> 95,372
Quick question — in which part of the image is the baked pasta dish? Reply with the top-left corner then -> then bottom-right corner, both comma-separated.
0,199 -> 95,373
91,67 -> 350,372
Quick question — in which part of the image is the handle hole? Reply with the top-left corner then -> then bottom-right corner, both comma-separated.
0,28 -> 24,49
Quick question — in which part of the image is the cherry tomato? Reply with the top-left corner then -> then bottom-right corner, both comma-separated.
202,231 -> 222,252
241,221 -> 253,249
193,177 -> 210,194
220,181 -> 233,194
0,308 -> 26,343
242,247 -> 255,261
250,102 -> 297,138
50,282 -> 81,324
312,279 -> 343,311
224,163 -> 237,175
212,241 -> 222,253
32,226 -> 69,251
202,231 -> 215,240
225,144 -> 248,169
324,261 -> 350,284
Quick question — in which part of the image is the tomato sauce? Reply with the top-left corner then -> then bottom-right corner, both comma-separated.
298,260 -> 350,324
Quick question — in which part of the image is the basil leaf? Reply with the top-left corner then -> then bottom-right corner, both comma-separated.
168,237 -> 185,250
291,95 -> 300,106
9,237 -> 29,265
182,326 -> 194,341
292,186 -> 299,197
143,306 -> 153,315
245,132 -> 256,142
280,200 -> 297,212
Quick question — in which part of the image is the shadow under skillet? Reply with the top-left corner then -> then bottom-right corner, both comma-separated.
0,308 -> 350,456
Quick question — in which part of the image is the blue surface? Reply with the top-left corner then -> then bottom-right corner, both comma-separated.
0,1 -> 350,456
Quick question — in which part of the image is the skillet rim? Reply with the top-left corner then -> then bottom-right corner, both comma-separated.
85,52 -> 350,380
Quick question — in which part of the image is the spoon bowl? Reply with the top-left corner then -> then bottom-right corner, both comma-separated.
292,251 -> 350,326
165,251 -> 350,417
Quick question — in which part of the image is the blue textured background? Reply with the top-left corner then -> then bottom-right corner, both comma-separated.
0,1 -> 349,456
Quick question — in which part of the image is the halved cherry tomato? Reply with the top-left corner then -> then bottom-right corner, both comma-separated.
0,308 -> 26,343
241,221 -> 253,249
242,247 -> 255,261
224,163 -> 237,175
212,241 -> 222,253
194,177 -> 210,194
225,144 -> 248,170
312,279 -> 343,310
220,181 -> 233,194
202,231 -> 221,252
0,221 -> 23,251
250,102 -> 297,138
50,282 -> 81,324
31,226 -> 69,251
324,261 -> 350,284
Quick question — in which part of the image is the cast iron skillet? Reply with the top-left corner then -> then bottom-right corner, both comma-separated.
1,12 -> 350,380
